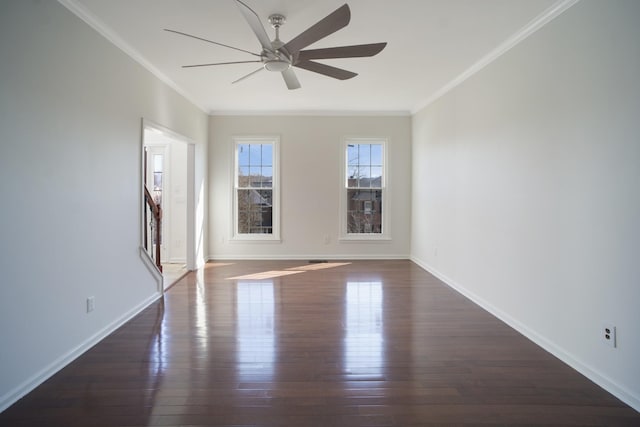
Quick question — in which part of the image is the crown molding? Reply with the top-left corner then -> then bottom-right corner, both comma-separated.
411,0 -> 581,115
209,109 -> 411,117
57,0 -> 208,114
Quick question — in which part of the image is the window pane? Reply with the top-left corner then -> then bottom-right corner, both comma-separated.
153,172 -> 162,190
238,177 -> 251,188
238,144 -> 250,166
153,154 -> 163,173
347,144 -> 359,166
261,166 -> 273,188
249,166 -> 262,183
347,189 -> 382,234
347,166 -> 358,179
347,166 -> 358,185
262,144 -> 273,166
370,166 -> 382,187
237,189 -> 273,234
249,144 -> 261,165
359,144 -> 371,165
370,144 -> 382,166
346,144 -> 383,189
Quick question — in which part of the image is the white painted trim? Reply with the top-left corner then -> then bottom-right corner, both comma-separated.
410,255 -> 640,413
338,237 -> 392,243
207,254 -> 410,261
411,0 -> 581,114
0,291 -> 162,413
57,0 -> 207,113
142,119 -> 195,145
227,238 -> 283,244
186,143 -> 197,271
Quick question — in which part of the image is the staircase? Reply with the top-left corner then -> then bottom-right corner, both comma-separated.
143,185 -> 162,273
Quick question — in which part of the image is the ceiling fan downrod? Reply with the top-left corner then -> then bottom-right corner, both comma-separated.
264,13 -> 290,72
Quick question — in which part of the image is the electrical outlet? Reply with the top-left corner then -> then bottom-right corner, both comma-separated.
87,296 -> 95,313
603,323 -> 616,348
324,235 -> 330,244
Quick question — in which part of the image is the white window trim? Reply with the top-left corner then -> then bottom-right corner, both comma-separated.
339,137 -> 391,242
231,136 -> 281,242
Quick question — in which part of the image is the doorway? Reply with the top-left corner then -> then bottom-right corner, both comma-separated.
142,122 -> 194,289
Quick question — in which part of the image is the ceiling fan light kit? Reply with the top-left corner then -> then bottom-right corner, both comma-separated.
263,59 -> 291,72
165,1 -> 387,90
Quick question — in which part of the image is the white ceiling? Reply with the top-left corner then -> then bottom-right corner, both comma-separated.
63,0 -> 563,114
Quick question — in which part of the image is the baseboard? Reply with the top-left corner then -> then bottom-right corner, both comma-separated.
410,256 -> 640,413
0,292 -> 162,413
206,254 -> 410,261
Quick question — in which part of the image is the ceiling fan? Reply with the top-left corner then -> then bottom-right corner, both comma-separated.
165,0 -> 387,90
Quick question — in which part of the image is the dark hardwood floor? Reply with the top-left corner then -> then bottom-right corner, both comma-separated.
1,260 -> 638,426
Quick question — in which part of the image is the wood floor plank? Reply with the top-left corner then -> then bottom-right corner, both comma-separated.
1,260 -> 638,426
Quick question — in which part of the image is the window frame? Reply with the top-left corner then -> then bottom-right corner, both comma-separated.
339,137 -> 390,241
232,136 -> 281,242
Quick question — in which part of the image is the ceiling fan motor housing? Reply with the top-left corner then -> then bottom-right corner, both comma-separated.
263,13 -> 291,72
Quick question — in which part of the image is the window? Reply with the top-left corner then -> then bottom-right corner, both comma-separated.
342,139 -> 387,239
233,137 -> 279,240
152,154 -> 163,206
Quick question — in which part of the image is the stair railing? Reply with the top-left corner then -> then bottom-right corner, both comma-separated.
144,185 -> 163,273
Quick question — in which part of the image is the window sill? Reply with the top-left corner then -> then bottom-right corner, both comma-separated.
339,235 -> 391,243
230,236 -> 282,243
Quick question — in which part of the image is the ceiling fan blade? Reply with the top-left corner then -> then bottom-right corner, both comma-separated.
232,67 -> 265,85
164,29 -> 259,57
297,43 -> 387,61
294,60 -> 357,80
235,0 -> 273,51
183,60 -> 262,68
282,68 -> 301,90
283,4 -> 350,56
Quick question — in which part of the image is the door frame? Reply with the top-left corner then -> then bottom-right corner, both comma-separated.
141,119 -> 197,272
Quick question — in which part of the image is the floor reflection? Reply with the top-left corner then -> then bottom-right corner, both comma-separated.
148,298 -> 168,376
236,280 -> 275,381
344,281 -> 384,378
194,269 -> 208,351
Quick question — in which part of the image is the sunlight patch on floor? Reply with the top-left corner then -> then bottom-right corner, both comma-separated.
207,262 -> 236,268
286,262 -> 352,271
226,270 -> 304,280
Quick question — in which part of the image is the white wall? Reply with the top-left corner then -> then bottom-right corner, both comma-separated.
168,141 -> 188,263
208,115 -> 411,259
411,0 -> 640,410
0,1 -> 208,411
